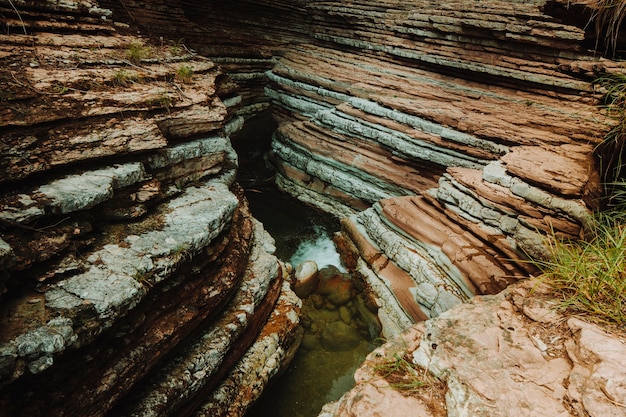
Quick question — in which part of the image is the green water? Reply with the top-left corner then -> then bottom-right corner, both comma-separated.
233,113 -> 378,417
243,188 -> 377,417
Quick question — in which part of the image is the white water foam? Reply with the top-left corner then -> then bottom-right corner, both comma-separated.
289,230 -> 346,272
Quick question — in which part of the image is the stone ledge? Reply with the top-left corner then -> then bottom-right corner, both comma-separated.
0,182 -> 238,385
321,279 -> 626,417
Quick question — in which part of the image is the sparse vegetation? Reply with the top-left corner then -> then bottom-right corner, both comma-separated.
374,352 -> 441,395
171,243 -> 192,263
588,0 -> 626,57
126,42 -> 152,64
52,85 -> 69,95
176,65 -> 194,83
529,67 -> 626,329
169,38 -> 186,56
133,269 -> 154,288
533,215 -> 626,327
593,72 -> 626,188
111,69 -> 136,87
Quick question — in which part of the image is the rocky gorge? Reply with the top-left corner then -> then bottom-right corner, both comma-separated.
0,0 -> 625,416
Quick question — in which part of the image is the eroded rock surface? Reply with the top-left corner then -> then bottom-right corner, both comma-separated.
320,280 -> 626,417
2,0 -> 626,416
0,1 -> 301,416
263,0 -> 616,333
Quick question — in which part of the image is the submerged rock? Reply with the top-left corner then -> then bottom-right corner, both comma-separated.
321,321 -> 361,352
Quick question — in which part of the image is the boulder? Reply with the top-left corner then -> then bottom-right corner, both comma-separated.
316,266 -> 353,307
320,279 -> 626,417
293,260 -> 319,298
320,321 -> 361,352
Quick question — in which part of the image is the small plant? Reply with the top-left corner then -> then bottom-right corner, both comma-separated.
176,65 -> 194,83
126,42 -> 152,65
52,85 -> 69,94
111,69 -> 134,87
169,38 -> 186,55
374,352 -> 440,394
133,269 -> 154,288
171,243 -> 192,262
149,93 -> 173,113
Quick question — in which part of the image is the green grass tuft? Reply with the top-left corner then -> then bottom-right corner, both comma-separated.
176,65 -> 194,83
374,352 -> 439,394
534,215 -> 626,327
126,42 -> 152,65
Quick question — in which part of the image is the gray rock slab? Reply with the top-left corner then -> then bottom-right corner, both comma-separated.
0,182 -> 239,380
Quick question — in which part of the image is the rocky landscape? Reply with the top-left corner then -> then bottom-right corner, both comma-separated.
0,0 -> 625,416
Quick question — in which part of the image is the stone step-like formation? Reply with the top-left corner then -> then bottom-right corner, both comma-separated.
0,1 -> 301,416
264,1 -> 617,332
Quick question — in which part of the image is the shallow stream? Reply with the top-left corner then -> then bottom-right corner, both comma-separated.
234,112 -> 378,417
244,188 -> 376,417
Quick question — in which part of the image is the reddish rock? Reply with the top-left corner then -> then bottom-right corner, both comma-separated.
316,266 -> 353,307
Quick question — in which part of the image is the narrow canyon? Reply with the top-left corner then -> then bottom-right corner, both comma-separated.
0,0 -> 624,416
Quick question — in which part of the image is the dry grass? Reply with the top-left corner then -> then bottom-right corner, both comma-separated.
373,351 -> 447,414
585,0 -> 626,56
534,217 -> 626,328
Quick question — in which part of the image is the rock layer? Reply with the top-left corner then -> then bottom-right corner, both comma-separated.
264,0 -> 617,331
0,1 -> 300,416
2,0 -> 625,416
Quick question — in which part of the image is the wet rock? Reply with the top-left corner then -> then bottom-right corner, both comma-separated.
301,333 -> 321,351
317,266 -> 353,307
338,305 -> 351,325
293,260 -> 319,298
320,321 -> 361,352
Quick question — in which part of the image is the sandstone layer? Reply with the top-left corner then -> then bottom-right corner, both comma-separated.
2,0 -> 626,416
0,1 -> 301,416
264,0 -> 621,333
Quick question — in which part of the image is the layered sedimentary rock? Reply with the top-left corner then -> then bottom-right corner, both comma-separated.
0,1 -> 301,416
265,0 -> 619,331
2,0 -> 625,415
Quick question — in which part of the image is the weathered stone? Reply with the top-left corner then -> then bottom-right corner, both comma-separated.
322,280 -> 626,417
316,266 -> 353,307
115,219 -> 283,417
1,0 -> 623,416
293,260 -> 319,298
192,280 -> 302,417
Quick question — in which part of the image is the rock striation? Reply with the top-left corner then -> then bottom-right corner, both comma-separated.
0,1 -> 301,416
2,0 -> 626,416
264,0 -> 620,332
